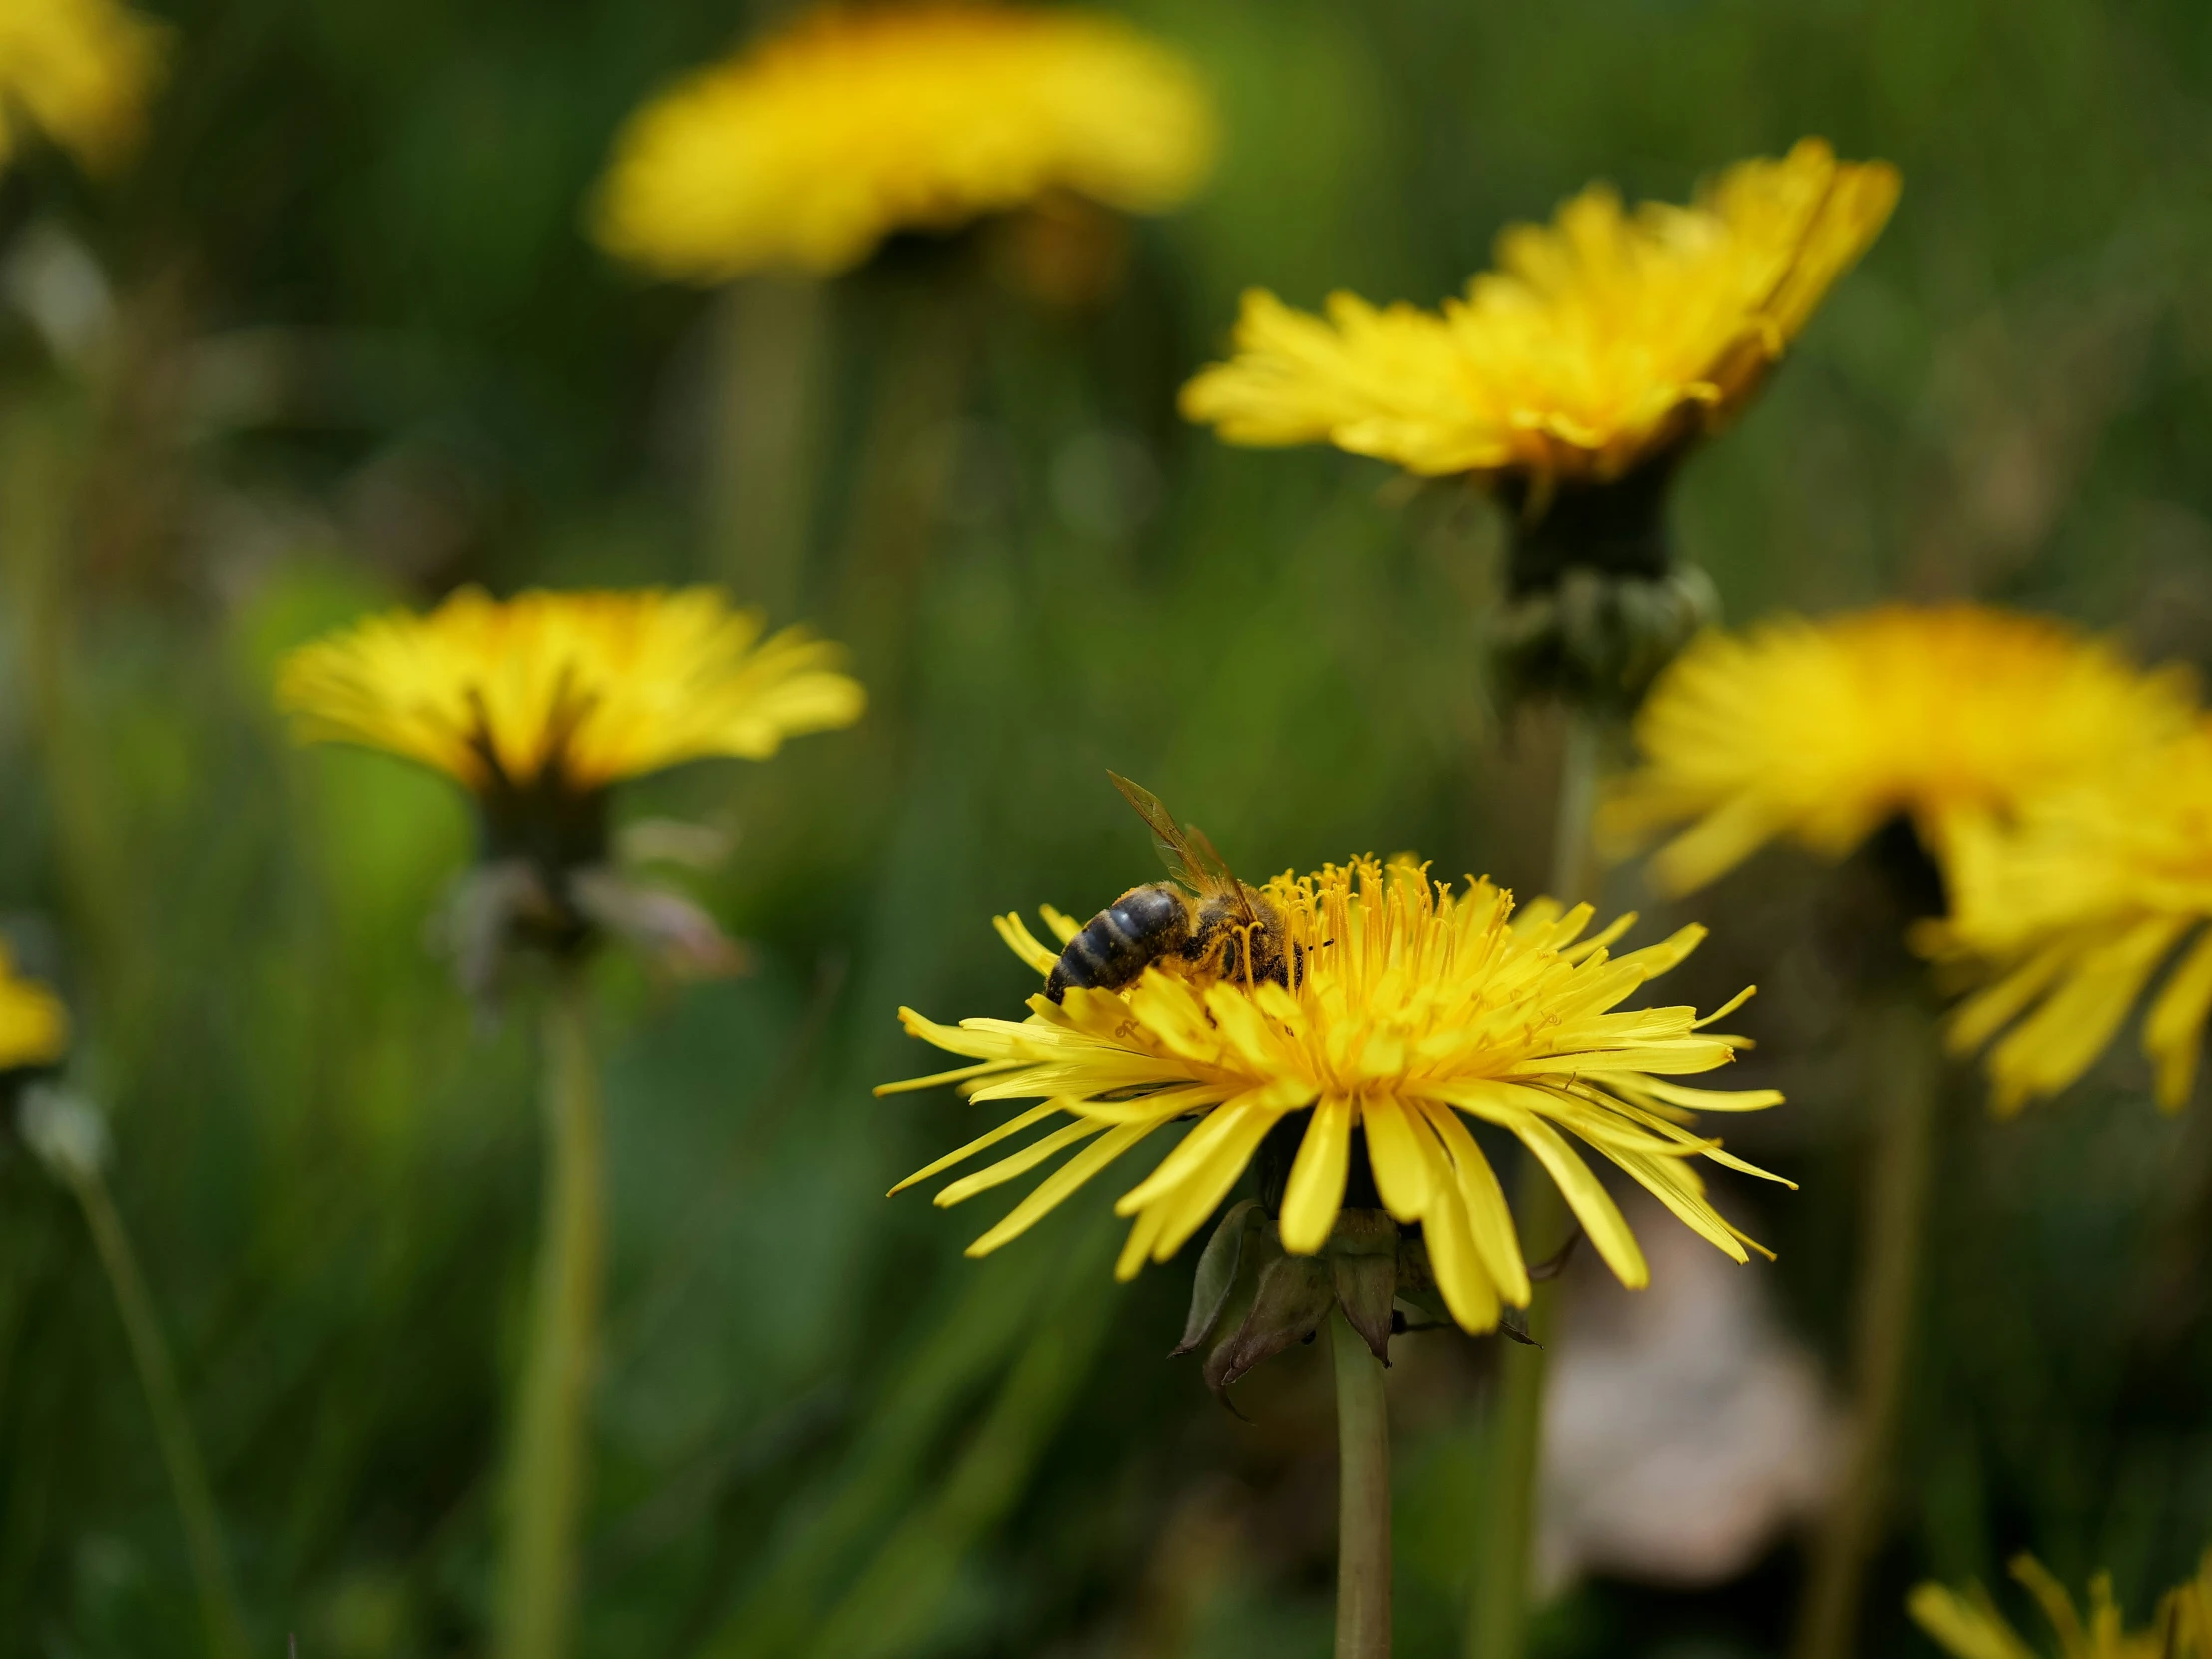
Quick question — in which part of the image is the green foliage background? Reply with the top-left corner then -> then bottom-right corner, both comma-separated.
5,0 -> 2212,1654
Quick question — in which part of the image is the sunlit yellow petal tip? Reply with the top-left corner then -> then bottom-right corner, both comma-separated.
882,856 -> 1783,1332
991,912 -> 1061,977
873,1058 -> 1005,1098
0,0 -> 168,178
1694,986 -> 1758,1029
276,586 -> 863,797
1182,138 -> 1895,486
591,2 -> 1216,283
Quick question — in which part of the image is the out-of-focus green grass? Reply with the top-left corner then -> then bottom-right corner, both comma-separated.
5,0 -> 2212,1654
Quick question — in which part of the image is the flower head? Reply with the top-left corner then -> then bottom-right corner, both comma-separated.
881,857 -> 1785,1334
1180,138 -> 1897,489
591,2 -> 1215,283
1909,1550 -> 2212,1659
0,0 -> 165,176
1919,720 -> 2212,1114
278,587 -> 862,988
1603,605 -> 2198,897
0,944 -> 67,1072
277,586 -> 865,801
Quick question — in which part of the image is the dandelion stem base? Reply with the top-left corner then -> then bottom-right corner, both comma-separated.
1466,1169 -> 1565,1659
495,967 -> 606,1659
1789,993 -> 1941,1659
1466,704 -> 1603,1659
1332,1308 -> 1392,1659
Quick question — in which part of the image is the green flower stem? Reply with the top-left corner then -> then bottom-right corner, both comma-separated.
495,966 -> 606,1659
1547,707 -> 1604,908
1466,706 -> 1602,1659
1789,993 -> 1942,1659
709,275 -> 827,618
72,1166 -> 250,1659
833,282 -> 973,708
1331,1308 -> 1392,1659
1466,1173 -> 1565,1659
1,400 -> 134,1008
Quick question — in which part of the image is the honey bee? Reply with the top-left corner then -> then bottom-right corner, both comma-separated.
1046,774 -> 1295,1003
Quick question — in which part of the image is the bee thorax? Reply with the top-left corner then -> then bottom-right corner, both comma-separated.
1187,890 -> 1294,991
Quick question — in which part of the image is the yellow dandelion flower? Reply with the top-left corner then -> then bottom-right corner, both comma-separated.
1602,605 -> 2199,898
1180,138 -> 1897,489
280,587 -> 862,986
590,2 -> 1215,283
0,944 -> 67,1072
276,586 -> 865,799
1910,1550 -> 2212,1659
880,857 -> 1786,1334
0,0 -> 164,176
1919,720 -> 2212,1114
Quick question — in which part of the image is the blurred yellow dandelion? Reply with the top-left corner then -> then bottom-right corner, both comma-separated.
1180,138 -> 1897,488
591,2 -> 1216,282
0,944 -> 67,1071
1602,605 -> 2197,897
1921,721 -> 2212,1114
0,0 -> 165,176
880,857 -> 1786,1334
276,586 -> 865,797
1909,1550 -> 2212,1659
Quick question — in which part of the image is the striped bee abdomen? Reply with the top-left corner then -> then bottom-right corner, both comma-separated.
1046,883 -> 1191,1002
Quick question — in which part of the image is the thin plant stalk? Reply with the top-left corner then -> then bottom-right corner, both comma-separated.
709,275 -> 828,619
70,1165 -> 251,1659
831,280 -> 972,712
1465,1171 -> 1563,1659
1332,1308 -> 1392,1659
494,965 -> 607,1659
1546,709 -> 1603,907
1466,706 -> 1601,1659
1788,993 -> 1942,1659
1,401 -> 134,1006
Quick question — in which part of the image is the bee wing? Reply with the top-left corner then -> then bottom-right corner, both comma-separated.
1109,772 -> 1209,893
1107,772 -> 1258,918
1183,823 -> 1262,925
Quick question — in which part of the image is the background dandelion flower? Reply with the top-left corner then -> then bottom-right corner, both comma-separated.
0,0 -> 165,176
276,586 -> 865,798
882,857 -> 1786,1334
1919,722 -> 2212,1113
1909,1549 -> 2212,1659
279,587 -> 864,986
1180,138 -> 1898,488
0,945 -> 68,1071
591,3 -> 1216,282
1602,605 -> 2198,897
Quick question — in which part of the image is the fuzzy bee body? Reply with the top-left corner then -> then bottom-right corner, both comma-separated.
1046,883 -> 1188,1001
1045,778 -> 1296,1003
